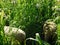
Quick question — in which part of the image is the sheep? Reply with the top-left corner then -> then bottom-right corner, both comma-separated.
4,26 -> 26,44
43,21 -> 57,45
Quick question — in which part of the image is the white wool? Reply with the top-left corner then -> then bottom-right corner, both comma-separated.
4,26 -> 26,42
4,26 -> 25,35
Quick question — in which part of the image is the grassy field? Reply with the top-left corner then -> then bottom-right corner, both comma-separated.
0,0 -> 60,45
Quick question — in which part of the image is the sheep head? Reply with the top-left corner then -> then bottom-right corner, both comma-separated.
43,20 -> 57,45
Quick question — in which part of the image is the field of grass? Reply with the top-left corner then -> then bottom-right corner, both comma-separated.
0,0 -> 60,45
57,24 -> 60,39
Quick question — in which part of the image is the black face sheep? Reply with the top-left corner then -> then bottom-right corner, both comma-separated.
43,21 -> 57,45
4,26 -> 26,44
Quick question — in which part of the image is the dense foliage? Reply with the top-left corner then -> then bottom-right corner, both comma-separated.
0,0 -> 60,45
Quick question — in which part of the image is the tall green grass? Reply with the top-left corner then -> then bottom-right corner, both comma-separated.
0,0 -> 60,45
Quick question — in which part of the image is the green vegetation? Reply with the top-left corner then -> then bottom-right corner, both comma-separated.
0,0 -> 60,45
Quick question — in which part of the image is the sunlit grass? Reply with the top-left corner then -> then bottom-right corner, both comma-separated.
0,0 -> 60,45
57,24 -> 60,40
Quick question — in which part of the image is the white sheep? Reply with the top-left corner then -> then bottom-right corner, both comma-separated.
4,26 -> 26,42
43,21 -> 57,45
